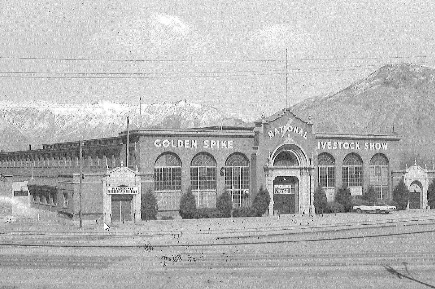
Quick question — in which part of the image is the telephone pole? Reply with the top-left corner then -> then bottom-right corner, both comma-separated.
285,48 -> 288,109
79,140 -> 83,228
126,116 -> 130,168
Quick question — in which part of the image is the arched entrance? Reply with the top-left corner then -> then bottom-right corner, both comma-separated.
264,143 -> 314,215
409,180 -> 422,209
404,163 -> 428,210
273,176 -> 299,214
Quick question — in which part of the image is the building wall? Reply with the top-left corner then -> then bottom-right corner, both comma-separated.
315,134 -> 401,201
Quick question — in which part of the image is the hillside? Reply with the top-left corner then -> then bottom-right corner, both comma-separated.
0,100 -> 245,152
293,63 -> 435,168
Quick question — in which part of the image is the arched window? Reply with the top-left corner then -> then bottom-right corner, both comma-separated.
190,153 -> 217,208
224,153 -> 250,208
369,154 -> 389,199
154,153 -> 182,211
342,153 -> 363,188
273,151 -> 299,166
318,153 -> 335,188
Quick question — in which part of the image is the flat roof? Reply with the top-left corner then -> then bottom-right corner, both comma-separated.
316,132 -> 401,141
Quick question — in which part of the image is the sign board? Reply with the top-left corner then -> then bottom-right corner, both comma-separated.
274,184 -> 294,195
107,186 -> 139,195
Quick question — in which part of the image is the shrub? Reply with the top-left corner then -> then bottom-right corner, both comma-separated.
141,189 -> 158,220
326,202 -> 345,213
252,185 -> 270,217
232,207 -> 256,218
362,186 -> 377,205
428,179 -> 435,209
314,187 -> 328,214
335,186 -> 352,212
179,187 -> 197,219
393,179 -> 410,210
216,190 -> 233,218
194,208 -> 222,219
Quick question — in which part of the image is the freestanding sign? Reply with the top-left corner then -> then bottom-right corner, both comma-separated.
103,166 -> 141,225
11,181 -> 30,216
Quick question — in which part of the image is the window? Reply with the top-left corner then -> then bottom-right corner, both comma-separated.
63,192 -> 68,207
369,154 -> 389,200
190,153 -> 217,208
224,153 -> 250,208
317,153 -> 335,188
154,153 -> 182,211
342,153 -> 363,187
273,151 -> 299,166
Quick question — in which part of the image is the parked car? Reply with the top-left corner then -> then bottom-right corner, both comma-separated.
352,204 -> 396,214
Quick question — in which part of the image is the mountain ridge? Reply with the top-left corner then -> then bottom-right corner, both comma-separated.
292,63 -> 435,167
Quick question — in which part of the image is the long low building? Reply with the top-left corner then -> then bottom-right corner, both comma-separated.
0,108 -> 432,223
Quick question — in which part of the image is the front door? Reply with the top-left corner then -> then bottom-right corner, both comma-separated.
111,195 -> 133,222
273,176 -> 298,214
409,191 -> 421,209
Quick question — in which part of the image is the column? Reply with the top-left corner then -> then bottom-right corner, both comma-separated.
102,178 -> 111,225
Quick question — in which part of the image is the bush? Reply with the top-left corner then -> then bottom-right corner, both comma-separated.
393,179 -> 410,210
335,187 -> 352,212
194,208 -> 222,219
362,186 -> 377,205
179,187 -> 197,219
232,207 -> 256,218
141,189 -> 158,220
252,185 -> 270,217
216,190 -> 233,218
314,187 -> 328,214
326,202 -> 345,213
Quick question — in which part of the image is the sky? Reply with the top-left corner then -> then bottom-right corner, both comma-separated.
1,0 -> 435,120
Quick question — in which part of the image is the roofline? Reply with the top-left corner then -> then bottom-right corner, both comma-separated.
315,132 -> 401,141
120,128 -> 255,138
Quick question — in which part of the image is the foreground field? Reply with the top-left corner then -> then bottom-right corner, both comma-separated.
1,211 -> 435,288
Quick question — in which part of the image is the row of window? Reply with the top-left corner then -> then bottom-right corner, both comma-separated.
318,153 -> 389,199
32,192 -> 69,207
154,152 -> 250,210
0,156 -> 122,169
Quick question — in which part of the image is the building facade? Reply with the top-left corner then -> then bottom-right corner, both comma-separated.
1,108 -> 428,223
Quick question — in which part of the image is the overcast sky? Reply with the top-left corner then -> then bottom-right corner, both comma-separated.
1,0 -> 435,120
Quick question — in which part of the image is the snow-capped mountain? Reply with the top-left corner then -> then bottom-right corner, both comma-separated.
0,100 -> 246,152
292,63 -> 435,167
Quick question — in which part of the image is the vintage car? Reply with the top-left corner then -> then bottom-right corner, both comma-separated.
352,204 -> 396,214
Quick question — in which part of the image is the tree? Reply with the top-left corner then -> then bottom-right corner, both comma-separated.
216,190 -> 233,218
427,179 -> 435,209
141,188 -> 158,220
335,186 -> 352,212
179,187 -> 197,219
252,186 -> 270,217
363,186 -> 377,205
393,179 -> 410,210
313,187 -> 328,214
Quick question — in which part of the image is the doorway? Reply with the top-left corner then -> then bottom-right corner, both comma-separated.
111,194 -> 133,222
273,176 -> 298,214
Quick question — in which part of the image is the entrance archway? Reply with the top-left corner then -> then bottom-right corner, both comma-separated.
264,143 -> 313,215
404,164 -> 428,210
409,180 -> 422,209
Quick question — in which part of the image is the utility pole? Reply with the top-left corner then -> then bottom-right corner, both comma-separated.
79,140 -> 83,228
285,48 -> 288,109
139,96 -> 142,128
126,116 -> 130,168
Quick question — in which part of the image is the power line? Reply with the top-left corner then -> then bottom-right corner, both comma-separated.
0,55 -> 431,63
0,64 -> 381,80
